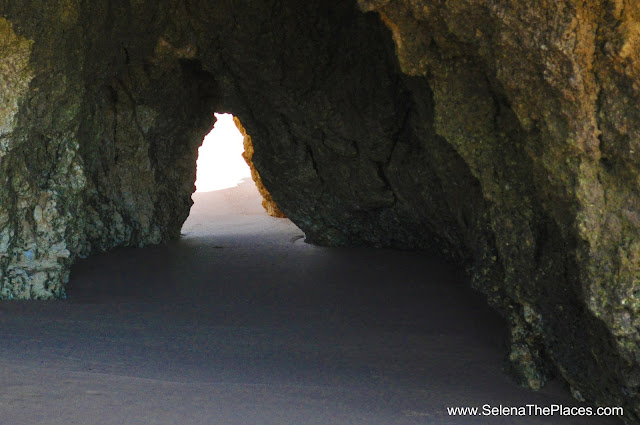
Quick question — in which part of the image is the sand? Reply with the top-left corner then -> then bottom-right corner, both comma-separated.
0,179 -> 623,424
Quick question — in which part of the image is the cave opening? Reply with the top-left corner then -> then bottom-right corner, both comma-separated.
181,112 -> 292,239
193,113 -> 250,194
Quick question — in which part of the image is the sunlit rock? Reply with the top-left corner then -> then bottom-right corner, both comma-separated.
234,117 -> 285,218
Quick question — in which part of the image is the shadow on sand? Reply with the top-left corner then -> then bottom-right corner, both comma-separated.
0,180 -> 622,424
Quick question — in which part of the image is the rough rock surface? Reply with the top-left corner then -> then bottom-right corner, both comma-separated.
357,0 -> 640,420
0,1 -> 216,298
234,116 -> 285,218
0,0 -> 638,422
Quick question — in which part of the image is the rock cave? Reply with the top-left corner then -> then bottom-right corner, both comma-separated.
0,0 -> 639,423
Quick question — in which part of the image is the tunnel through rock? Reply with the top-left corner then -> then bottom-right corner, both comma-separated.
0,0 -> 639,422
194,113 -> 250,194
189,112 -> 285,220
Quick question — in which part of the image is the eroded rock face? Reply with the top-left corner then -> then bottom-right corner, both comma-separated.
0,0 -> 639,421
0,1 -> 217,298
234,116 -> 285,218
359,0 -> 640,419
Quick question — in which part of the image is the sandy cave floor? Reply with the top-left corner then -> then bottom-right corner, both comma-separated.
0,179 -> 623,424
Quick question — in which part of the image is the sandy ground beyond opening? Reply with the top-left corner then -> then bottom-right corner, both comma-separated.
0,180 -> 622,424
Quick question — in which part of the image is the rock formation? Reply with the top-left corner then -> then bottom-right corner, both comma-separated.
0,0 -> 639,421
356,1 -> 640,420
234,116 -> 285,218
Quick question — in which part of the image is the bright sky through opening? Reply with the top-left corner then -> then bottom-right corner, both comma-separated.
195,113 -> 251,192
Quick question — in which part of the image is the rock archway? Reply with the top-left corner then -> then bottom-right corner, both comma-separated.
1,0 -> 640,422
2,1 -> 479,300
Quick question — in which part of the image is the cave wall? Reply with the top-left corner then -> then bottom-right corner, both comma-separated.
1,0 -> 640,422
356,0 -> 640,419
0,0 -> 217,298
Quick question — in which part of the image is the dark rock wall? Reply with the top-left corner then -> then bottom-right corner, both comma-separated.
0,0 -> 639,422
359,0 -> 640,420
197,0 -> 487,252
0,0 -> 217,298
